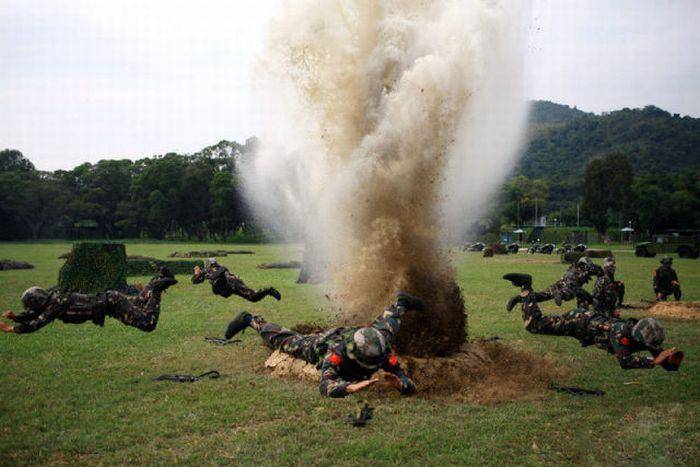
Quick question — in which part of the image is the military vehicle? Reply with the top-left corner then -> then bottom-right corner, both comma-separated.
635,230 -> 700,258
464,242 -> 485,252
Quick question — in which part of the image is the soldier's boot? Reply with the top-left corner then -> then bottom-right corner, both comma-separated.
150,267 -> 178,292
225,311 -> 266,339
396,292 -> 424,311
267,287 -> 282,301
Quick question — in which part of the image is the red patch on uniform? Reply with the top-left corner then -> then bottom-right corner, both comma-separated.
388,354 -> 399,366
329,352 -> 342,366
620,337 -> 630,346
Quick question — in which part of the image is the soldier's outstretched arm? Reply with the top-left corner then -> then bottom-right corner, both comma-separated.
9,307 -> 61,334
381,353 -> 416,395
611,339 -> 655,369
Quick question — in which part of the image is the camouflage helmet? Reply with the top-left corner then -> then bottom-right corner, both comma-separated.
347,327 -> 388,369
632,318 -> 665,352
603,257 -> 616,268
660,256 -> 673,266
21,286 -> 49,310
205,257 -> 220,268
577,256 -> 593,269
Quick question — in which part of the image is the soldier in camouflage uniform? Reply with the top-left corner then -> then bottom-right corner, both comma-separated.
592,257 -> 625,317
653,257 -> 682,301
504,273 -> 683,370
192,258 -> 281,303
0,268 -> 177,334
224,292 -> 424,397
506,257 -> 602,312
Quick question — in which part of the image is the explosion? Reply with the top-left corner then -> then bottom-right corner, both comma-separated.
244,0 -> 530,355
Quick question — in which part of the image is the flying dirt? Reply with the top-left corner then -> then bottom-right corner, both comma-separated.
244,0 -> 531,355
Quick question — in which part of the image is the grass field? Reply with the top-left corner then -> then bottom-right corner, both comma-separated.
0,242 -> 698,465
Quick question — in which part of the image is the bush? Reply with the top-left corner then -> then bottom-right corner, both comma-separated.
58,242 -> 128,293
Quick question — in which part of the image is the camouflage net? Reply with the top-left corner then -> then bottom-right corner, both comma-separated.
58,242 -> 128,293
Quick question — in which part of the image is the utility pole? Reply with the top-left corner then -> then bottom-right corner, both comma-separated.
576,203 -> 580,227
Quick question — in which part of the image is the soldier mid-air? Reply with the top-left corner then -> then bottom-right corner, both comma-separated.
592,257 -> 625,317
506,257 -> 602,312
0,268 -> 177,334
653,257 -> 682,301
224,292 -> 424,398
192,258 -> 281,303
504,273 -> 683,370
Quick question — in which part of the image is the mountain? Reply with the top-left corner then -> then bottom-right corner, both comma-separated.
518,101 -> 700,209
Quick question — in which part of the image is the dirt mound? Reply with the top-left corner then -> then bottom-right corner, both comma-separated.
264,341 -> 564,405
647,301 -> 700,320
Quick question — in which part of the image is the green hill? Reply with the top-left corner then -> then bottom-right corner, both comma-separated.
519,101 -> 700,210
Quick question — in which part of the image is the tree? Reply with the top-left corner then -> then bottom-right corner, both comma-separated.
0,149 -> 35,172
582,159 -> 609,235
582,153 -> 635,235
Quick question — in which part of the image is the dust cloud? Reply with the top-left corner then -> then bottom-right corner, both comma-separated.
243,0 -> 531,354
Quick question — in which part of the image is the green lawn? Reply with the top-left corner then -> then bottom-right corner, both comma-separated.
0,242 -> 698,465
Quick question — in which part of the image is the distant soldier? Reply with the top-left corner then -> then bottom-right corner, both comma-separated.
224,292 -> 424,398
192,258 -> 281,303
0,268 -> 177,334
592,257 -> 625,317
506,257 -> 602,312
653,257 -> 681,301
504,273 -> 683,371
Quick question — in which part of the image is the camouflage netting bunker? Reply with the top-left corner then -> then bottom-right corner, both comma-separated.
58,242 -> 128,293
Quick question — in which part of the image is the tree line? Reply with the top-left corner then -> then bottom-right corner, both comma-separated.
0,140 -> 258,241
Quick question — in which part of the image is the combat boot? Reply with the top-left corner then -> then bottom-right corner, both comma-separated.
225,312 -> 266,339
267,287 -> 282,301
396,292 -> 424,310
150,267 -> 178,292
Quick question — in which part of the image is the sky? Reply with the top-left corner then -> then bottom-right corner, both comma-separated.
1,0 -> 699,170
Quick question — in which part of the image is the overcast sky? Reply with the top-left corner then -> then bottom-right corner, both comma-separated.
1,0 -> 699,170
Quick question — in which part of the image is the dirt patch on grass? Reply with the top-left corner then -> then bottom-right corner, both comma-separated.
645,301 -> 700,320
264,341 -> 565,405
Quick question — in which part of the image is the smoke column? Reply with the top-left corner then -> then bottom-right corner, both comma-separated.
244,0 -> 531,355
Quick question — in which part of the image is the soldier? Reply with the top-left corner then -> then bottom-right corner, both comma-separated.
224,292 -> 424,398
0,268 -> 177,334
592,257 -> 625,317
506,257 -> 602,312
504,273 -> 683,370
192,258 -> 281,303
653,257 -> 682,301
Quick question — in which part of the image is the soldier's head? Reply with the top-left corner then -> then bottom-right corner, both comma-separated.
205,257 -> 220,269
347,327 -> 388,370
632,318 -> 665,353
603,257 -> 616,272
660,257 -> 673,266
577,256 -> 593,270
21,286 -> 49,310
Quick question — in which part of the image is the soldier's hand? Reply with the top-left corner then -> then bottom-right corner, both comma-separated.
194,266 -> 202,276
346,378 -> 378,394
654,347 -> 677,366
0,322 -> 15,333
382,373 -> 404,391
2,310 -> 16,319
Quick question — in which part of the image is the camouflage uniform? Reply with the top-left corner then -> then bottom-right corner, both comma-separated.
653,263 -> 681,301
506,261 -> 600,312
192,260 -> 280,303
592,262 -> 625,317
250,303 -> 415,398
519,293 -> 657,369
9,273 -> 177,334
